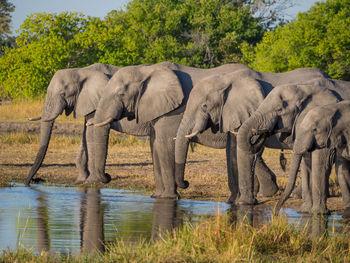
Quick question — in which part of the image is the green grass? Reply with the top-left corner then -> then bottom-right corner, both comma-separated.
1,215 -> 349,262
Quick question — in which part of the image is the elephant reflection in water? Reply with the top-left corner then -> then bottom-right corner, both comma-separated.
151,199 -> 183,241
227,205 -> 264,228
78,187 -> 105,253
36,191 -> 50,253
300,214 -> 329,238
78,189 -> 184,252
227,205 -> 333,239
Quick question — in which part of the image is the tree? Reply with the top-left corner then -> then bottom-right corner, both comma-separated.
0,0 -> 15,53
0,0 -> 14,36
247,0 -> 350,80
0,12 -> 110,98
104,0 -> 266,67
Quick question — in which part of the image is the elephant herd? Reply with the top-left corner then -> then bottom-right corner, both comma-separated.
25,62 -> 350,218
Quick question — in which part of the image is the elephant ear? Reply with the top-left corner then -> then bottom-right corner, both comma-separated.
220,77 -> 265,132
75,71 -> 110,118
136,66 -> 184,123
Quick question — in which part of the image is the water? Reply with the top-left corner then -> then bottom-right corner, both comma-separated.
0,184 -> 346,255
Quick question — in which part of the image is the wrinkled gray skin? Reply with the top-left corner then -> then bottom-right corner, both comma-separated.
175,70 -> 280,203
26,63 -> 151,185
237,76 -> 350,213
279,101 -> 350,217
91,62 -> 270,199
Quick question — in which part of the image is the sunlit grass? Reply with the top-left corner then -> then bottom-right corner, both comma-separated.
0,98 -> 81,124
1,215 -> 349,262
0,131 -> 147,148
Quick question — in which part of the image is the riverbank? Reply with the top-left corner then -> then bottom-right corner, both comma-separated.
0,123 -> 344,212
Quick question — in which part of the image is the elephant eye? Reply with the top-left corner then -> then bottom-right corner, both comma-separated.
201,103 -> 208,112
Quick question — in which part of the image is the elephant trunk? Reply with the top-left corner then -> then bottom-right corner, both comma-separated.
293,132 -> 314,155
26,96 -> 66,186
26,121 -> 55,185
237,112 -> 272,154
175,111 -> 210,189
274,153 -> 303,213
174,116 -> 196,189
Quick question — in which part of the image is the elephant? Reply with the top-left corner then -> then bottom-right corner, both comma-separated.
26,63 -> 151,185
276,101 -> 350,217
89,61 -> 281,200
174,67 -> 332,203
174,70 -> 279,202
236,76 -> 350,213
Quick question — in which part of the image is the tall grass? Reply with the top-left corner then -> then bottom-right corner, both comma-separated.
0,98 -> 81,123
1,215 -> 349,262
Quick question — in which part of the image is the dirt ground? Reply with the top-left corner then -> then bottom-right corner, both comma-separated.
0,121 -> 345,214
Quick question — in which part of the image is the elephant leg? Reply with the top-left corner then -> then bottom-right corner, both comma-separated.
311,149 -> 331,214
150,128 -> 165,198
236,146 -> 257,205
226,132 -> 239,203
255,150 -> 278,198
291,183 -> 302,199
75,119 -> 89,183
84,113 -> 104,184
153,116 -> 181,199
299,154 -> 313,213
335,157 -> 350,218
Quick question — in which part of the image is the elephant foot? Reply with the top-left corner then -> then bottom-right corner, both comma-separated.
226,192 -> 240,204
159,192 -> 180,200
99,173 -> 111,184
236,196 -> 257,205
298,202 -> 312,214
75,175 -> 88,184
151,191 -> 163,198
84,173 -> 111,184
257,183 -> 278,198
343,207 -> 350,219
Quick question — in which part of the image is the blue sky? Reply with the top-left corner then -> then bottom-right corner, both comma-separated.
10,0 -> 321,35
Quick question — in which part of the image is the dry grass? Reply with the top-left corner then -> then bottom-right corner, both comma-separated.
0,99 -> 81,124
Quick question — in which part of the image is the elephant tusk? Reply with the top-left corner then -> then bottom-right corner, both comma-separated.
173,137 -> 176,140
86,121 -> 94,126
229,131 -> 238,135
28,116 -> 41,121
94,117 -> 114,127
185,130 -> 199,139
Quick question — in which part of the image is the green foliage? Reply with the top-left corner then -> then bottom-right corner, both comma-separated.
0,1 -> 267,99
248,0 -> 350,80
104,0 -> 265,67
0,12 -> 112,98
